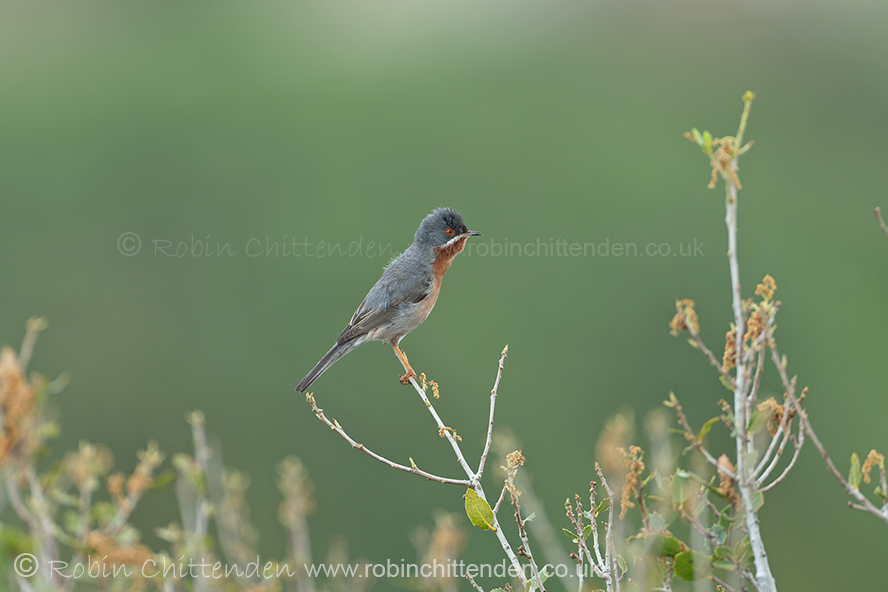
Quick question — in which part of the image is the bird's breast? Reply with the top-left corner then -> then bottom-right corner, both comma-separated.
431,237 -> 468,279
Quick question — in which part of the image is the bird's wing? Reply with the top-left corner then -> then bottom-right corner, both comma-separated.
336,272 -> 432,344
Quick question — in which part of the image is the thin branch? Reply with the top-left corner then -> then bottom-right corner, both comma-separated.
753,374 -> 796,479
402,376 -> 476,483
747,347 -> 766,407
477,346 -> 508,481
494,430 -> 574,592
755,422 -> 793,486
3,470 -> 39,533
566,500 -> 586,592
596,465 -> 621,592
25,465 -> 59,572
466,574 -> 485,592
768,341 -> 888,524
670,394 -> 736,481
880,464 -> 888,514
683,315 -> 735,388
17,317 -> 48,372
724,96 -> 777,591
511,492 -> 546,592
875,207 -> 888,239
565,493 -> 606,589
305,393 -> 471,486
759,429 -> 804,493
493,483 -> 508,514
396,350 -> 529,587
709,573 -> 737,592
63,478 -> 96,592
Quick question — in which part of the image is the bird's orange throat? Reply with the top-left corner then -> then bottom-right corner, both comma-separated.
432,237 -> 468,279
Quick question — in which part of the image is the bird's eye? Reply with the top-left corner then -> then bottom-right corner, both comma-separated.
445,227 -> 455,237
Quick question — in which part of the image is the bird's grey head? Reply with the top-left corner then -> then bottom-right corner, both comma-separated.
414,208 -> 481,247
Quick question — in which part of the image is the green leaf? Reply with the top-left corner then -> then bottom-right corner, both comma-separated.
747,410 -> 767,436
734,537 -> 752,565
674,550 -> 710,581
718,506 -> 739,532
617,555 -> 628,575
687,338 -> 700,349
526,566 -> 550,592
697,417 -> 719,442
713,545 -> 733,560
563,528 -> 577,540
712,559 -> 736,571
849,452 -> 862,490
702,133 -> 714,155
523,512 -> 536,525
691,128 -> 704,145
150,468 -> 176,490
745,449 -> 759,470
596,497 -> 610,516
749,490 -> 764,513
719,375 -> 735,391
650,511 -> 668,531
583,524 -> 592,540
709,524 -> 727,546
672,472 -> 690,507
647,533 -> 683,557
465,489 -> 496,531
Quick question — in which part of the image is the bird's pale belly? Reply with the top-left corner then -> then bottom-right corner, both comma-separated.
369,278 -> 441,344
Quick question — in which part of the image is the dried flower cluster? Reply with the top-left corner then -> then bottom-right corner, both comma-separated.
669,299 -> 699,336
619,445 -> 646,520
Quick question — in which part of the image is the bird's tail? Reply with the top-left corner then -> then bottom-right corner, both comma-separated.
295,340 -> 358,392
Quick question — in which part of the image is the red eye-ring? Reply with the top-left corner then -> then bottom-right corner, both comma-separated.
445,227 -> 455,237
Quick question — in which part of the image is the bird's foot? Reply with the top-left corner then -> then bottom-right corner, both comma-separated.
399,369 -> 417,385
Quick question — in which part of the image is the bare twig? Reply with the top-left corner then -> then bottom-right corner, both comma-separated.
565,484 -> 610,588
397,350 -> 529,587
759,430 -> 804,493
768,342 -> 888,524
511,491 -> 545,592
683,315 -> 735,388
25,465 -> 60,577
493,483 -> 508,515
875,207 -> 888,239
569,501 -> 585,592
467,574 -> 485,592
403,375 -> 476,483
17,317 -> 48,372
753,373 -> 796,480
755,419 -> 793,486
596,465 -> 621,592
493,431 -> 573,592
3,469 -> 39,532
670,394 -> 736,481
477,346 -> 508,480
709,573 -> 737,592
720,94 -> 777,592
305,393 -> 471,486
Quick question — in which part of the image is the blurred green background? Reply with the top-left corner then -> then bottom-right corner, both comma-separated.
2,0 -> 887,590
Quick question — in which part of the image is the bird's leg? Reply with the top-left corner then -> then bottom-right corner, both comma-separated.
393,343 -> 416,385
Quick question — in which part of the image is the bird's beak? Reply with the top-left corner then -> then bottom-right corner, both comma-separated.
462,230 -> 482,237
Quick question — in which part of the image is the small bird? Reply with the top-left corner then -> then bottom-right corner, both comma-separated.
295,208 -> 481,392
